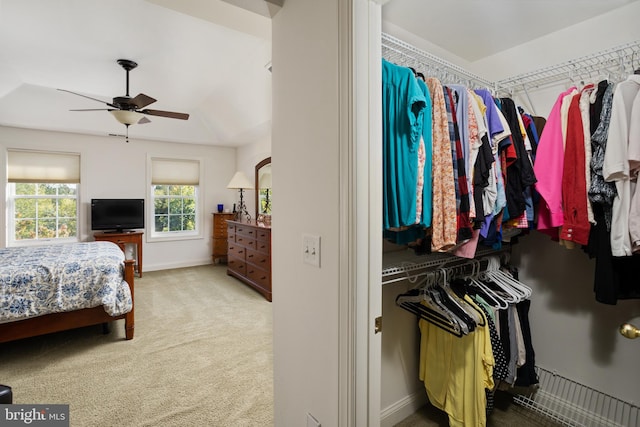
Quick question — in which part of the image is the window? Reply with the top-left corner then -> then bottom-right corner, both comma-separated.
149,157 -> 201,240
152,185 -> 197,233
7,150 -> 80,245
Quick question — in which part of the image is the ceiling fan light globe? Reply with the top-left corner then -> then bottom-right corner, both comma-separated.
110,110 -> 144,126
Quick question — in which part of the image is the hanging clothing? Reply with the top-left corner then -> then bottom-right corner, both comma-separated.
382,59 -> 427,230
534,87 -> 578,235
588,82 -> 617,231
560,88 -> 592,246
444,86 -> 473,243
627,89 -> 640,252
419,296 -> 494,427
426,77 -> 458,251
417,78 -> 434,228
499,98 -> 537,220
603,75 -> 640,256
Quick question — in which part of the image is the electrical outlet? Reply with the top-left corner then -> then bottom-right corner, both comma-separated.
302,234 -> 321,268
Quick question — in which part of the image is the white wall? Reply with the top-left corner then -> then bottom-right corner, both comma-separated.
470,2 -> 640,82
271,0 -> 343,425
0,125 -> 237,271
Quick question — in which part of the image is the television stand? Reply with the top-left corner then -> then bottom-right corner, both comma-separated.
94,231 -> 143,277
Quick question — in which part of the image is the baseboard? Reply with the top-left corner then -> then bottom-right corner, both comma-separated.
144,258 -> 213,272
380,391 -> 428,427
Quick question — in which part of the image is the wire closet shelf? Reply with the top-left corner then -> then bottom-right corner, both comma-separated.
382,33 -> 640,96
496,40 -> 640,95
381,33 -> 494,89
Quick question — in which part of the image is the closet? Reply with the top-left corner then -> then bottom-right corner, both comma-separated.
378,8 -> 640,426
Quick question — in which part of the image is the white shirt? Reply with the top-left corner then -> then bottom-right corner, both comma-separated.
603,75 -> 640,256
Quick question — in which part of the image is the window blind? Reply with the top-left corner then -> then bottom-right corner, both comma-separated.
7,150 -> 80,183
151,158 -> 200,185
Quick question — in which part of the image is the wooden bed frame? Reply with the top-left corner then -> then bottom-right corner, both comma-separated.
0,259 -> 135,343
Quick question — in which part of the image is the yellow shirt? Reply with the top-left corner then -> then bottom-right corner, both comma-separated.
418,296 -> 494,427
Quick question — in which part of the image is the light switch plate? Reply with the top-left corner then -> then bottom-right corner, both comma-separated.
302,234 -> 320,268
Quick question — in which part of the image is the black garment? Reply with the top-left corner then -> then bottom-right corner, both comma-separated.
499,98 -> 538,218
588,204 -> 640,304
590,80 -> 609,135
473,133 -> 495,223
532,116 -> 547,140
498,308 -> 511,377
514,299 -> 539,387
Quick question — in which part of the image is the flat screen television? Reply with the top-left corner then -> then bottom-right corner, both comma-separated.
91,199 -> 145,232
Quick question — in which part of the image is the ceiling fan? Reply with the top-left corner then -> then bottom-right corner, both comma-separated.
58,59 -> 189,142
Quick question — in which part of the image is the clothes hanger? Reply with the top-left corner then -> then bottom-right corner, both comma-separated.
395,272 -> 466,336
433,268 -> 478,331
478,257 -> 522,304
464,259 -> 509,309
439,266 -> 486,328
482,256 -> 532,302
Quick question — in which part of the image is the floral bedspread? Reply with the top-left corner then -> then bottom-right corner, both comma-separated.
0,242 -> 133,324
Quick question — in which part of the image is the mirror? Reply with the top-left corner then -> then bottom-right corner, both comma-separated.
255,157 -> 272,221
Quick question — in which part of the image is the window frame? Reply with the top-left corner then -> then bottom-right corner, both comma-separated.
6,150 -> 81,247
147,156 -> 204,243
7,183 -> 81,246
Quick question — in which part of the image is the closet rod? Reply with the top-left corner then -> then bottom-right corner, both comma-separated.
496,40 -> 640,94
381,33 -> 494,89
382,246 -> 510,286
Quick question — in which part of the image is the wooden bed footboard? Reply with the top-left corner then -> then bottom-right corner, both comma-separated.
0,259 -> 135,344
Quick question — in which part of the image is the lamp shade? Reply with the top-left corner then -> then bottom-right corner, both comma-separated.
259,172 -> 272,189
110,110 -> 145,125
227,171 -> 254,189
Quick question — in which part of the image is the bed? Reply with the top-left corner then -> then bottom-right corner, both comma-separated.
0,241 -> 135,343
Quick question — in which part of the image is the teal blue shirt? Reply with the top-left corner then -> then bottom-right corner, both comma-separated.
382,59 -> 426,229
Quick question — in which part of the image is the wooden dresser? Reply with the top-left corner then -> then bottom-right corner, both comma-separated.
226,219 -> 272,302
212,212 -> 235,263
94,230 -> 143,277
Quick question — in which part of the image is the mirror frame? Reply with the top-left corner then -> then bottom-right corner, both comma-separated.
255,157 -> 272,220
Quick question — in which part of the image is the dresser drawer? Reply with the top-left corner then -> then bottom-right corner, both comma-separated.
228,242 -> 246,258
227,255 -> 246,276
255,238 -> 270,253
246,264 -> 270,290
214,221 -> 229,235
234,234 -> 255,248
246,247 -> 270,268
235,225 -> 256,239
256,228 -> 270,242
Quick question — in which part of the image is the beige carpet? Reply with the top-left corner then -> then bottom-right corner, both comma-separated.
0,265 -> 274,427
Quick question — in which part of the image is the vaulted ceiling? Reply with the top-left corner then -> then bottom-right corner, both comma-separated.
0,0 -> 635,146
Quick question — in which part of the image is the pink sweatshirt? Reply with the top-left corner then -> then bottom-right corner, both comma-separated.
534,87 -> 577,232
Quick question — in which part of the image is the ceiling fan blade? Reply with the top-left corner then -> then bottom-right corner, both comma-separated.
140,109 -> 189,120
69,108 -> 114,111
58,89 -> 118,108
138,116 -> 151,124
131,93 -> 157,109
